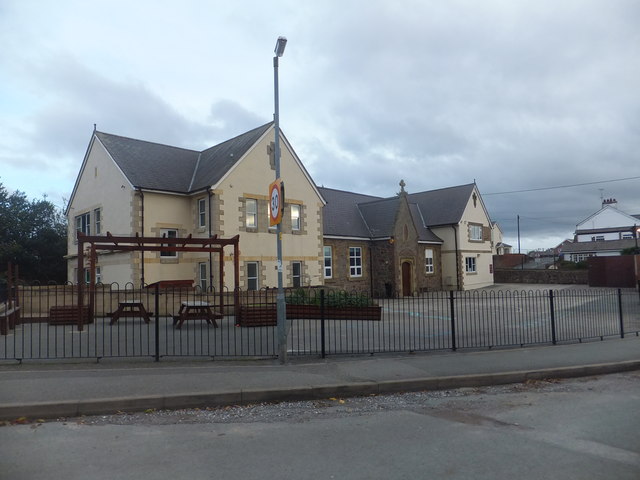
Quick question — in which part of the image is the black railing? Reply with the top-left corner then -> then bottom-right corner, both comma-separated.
1,284 -> 639,361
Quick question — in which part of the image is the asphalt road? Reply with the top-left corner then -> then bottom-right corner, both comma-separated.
1,371 -> 639,480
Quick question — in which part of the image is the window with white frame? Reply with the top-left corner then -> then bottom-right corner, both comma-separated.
94,208 -> 102,235
198,198 -> 207,228
246,262 -> 259,290
75,212 -> 91,236
82,266 -> 101,284
349,247 -> 362,277
469,224 -> 482,241
323,246 -> 333,279
291,204 -> 301,231
622,233 -> 634,239
246,199 -> 257,229
292,261 -> 302,288
571,253 -> 591,263
198,262 -> 208,292
465,256 -> 477,273
160,229 -> 178,257
425,249 -> 434,274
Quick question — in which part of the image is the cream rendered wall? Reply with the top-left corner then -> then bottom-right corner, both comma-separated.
66,138 -> 136,284
216,130 -> 324,289
141,191 -> 197,284
431,187 -> 495,290
431,226 -> 459,290
456,187 -> 494,289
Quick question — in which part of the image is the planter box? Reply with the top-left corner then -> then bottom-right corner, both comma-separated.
49,306 -> 92,325
236,306 -> 277,327
286,304 -> 381,321
237,303 -> 382,327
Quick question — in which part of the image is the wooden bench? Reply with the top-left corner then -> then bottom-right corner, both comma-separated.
173,301 -> 222,329
110,300 -> 152,325
49,306 -> 91,326
0,306 -> 20,335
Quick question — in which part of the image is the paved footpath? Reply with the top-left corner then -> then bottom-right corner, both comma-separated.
0,337 -> 638,420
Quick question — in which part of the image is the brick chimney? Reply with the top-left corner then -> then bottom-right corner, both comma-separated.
602,198 -> 618,207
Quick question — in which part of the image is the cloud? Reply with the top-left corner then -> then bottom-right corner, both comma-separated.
0,0 -> 638,251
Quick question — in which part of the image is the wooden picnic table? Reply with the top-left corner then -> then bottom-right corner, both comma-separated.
110,300 -> 152,325
173,301 -> 222,329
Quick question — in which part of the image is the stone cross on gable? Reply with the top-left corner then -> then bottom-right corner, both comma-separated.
399,179 -> 406,192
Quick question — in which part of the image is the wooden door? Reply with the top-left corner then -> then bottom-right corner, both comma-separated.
402,261 -> 412,296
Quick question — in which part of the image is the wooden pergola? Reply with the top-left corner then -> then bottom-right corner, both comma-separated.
76,232 -> 240,330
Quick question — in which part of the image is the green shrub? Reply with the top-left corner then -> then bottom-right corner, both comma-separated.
286,289 -> 375,308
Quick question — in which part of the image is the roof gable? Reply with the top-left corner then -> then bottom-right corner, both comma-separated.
94,123 -> 273,194
190,123 -> 273,191
95,132 -> 200,193
576,205 -> 640,231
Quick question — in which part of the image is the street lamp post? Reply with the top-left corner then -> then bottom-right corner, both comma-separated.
274,36 -> 287,363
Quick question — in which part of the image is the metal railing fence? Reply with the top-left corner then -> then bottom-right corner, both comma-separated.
1,284 -> 638,361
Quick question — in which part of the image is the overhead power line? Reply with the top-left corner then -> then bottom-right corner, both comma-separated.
484,175 -> 640,196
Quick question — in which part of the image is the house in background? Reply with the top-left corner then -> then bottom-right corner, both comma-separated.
66,123 -> 325,290
320,181 -> 495,294
491,222 -> 512,255
562,198 -> 640,262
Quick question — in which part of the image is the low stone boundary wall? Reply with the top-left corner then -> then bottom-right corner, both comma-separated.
494,269 -> 588,285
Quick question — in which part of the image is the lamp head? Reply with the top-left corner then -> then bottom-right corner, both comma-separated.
275,36 -> 287,57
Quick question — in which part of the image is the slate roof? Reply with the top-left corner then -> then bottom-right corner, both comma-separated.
408,203 -> 443,243
95,123 -> 272,193
318,186 -> 444,243
406,183 -> 476,226
562,238 -> 638,253
358,197 -> 400,238
317,187 -> 381,237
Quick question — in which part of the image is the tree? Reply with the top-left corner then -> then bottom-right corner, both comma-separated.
0,181 -> 67,282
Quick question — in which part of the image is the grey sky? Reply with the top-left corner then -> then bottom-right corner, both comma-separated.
1,0 -> 638,251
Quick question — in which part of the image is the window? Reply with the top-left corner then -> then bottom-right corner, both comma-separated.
199,262 -> 208,292
94,209 -> 101,235
291,204 -> 301,231
465,257 -> 477,273
246,199 -> 257,229
160,229 -> 178,258
323,246 -> 333,279
622,233 -> 634,239
349,247 -> 362,277
82,266 -> 101,284
267,202 -> 276,230
425,249 -> 434,274
198,199 -> 207,228
469,224 -> 482,241
292,261 -> 301,288
75,212 -> 90,236
246,262 -> 259,290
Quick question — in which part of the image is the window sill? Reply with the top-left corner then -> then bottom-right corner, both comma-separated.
160,257 -> 179,264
